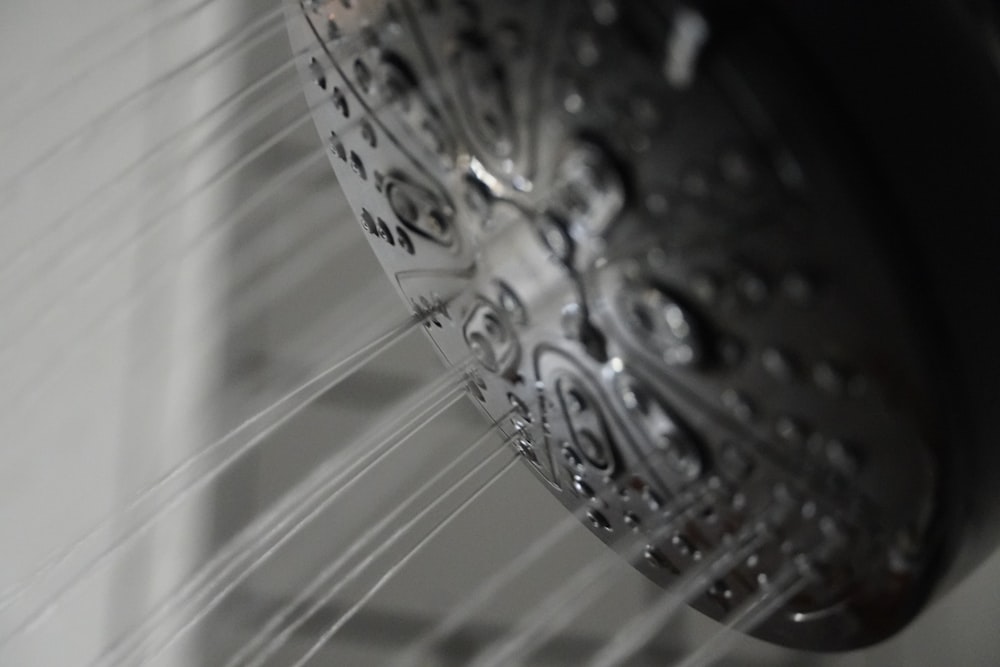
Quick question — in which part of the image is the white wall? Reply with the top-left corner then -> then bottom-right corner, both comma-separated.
0,1 -> 248,664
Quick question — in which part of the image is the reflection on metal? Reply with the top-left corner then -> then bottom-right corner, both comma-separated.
288,0 -> 1000,653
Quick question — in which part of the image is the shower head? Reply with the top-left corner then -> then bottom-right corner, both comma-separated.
286,0 -> 1000,653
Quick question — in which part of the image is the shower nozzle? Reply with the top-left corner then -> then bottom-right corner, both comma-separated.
287,0 -> 1000,652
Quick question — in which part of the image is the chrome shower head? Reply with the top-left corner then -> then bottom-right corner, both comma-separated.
286,0 -> 1000,653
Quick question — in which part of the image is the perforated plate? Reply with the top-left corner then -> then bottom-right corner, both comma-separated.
286,0 -> 945,651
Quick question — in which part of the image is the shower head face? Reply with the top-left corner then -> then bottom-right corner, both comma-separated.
287,0 -> 952,652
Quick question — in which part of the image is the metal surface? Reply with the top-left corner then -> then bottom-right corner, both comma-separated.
284,0 -> 1000,652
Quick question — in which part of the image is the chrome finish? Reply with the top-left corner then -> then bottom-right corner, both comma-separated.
285,0 -> 1000,652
